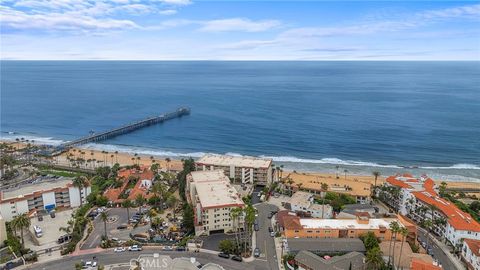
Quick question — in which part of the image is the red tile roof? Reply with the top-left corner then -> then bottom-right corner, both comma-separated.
410,259 -> 442,270
412,190 -> 480,232
464,239 -> 480,257
386,175 -> 413,189
104,166 -> 154,203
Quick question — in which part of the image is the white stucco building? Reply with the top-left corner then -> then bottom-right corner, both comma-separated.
289,191 -> 333,219
0,177 -> 91,221
462,239 -> 480,270
186,170 -> 245,236
196,154 -> 273,185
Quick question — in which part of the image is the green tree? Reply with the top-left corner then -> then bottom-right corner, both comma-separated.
182,204 -> 194,233
396,227 -> 409,270
12,213 -> 31,248
219,239 -> 236,254
230,207 -> 243,252
166,195 -> 179,219
73,176 -> 89,206
388,221 -> 400,267
372,171 -> 380,197
135,194 -> 146,215
100,211 -> 109,239
366,246 -> 384,270
361,231 -> 379,250
151,182 -> 167,210
177,158 -> 195,200
123,199 -> 134,222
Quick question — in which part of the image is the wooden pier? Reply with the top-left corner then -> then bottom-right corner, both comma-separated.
56,107 -> 190,150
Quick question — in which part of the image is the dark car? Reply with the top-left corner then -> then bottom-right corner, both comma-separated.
268,227 -> 273,232
231,255 -> 243,262
254,248 -> 260,257
218,253 -> 230,259
254,224 -> 259,231
176,246 -> 186,251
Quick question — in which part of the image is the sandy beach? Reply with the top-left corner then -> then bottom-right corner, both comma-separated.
2,140 -> 479,194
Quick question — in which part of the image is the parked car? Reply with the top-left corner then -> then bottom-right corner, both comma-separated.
254,224 -> 259,231
231,255 -> 243,262
254,248 -> 260,257
268,227 -> 273,232
117,224 -> 128,230
218,253 -> 230,259
57,234 -> 72,244
163,246 -> 174,251
176,246 -> 186,251
114,247 -> 126,252
128,245 -> 142,251
270,231 -> 276,237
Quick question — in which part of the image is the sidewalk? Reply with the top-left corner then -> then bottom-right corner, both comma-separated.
271,214 -> 285,270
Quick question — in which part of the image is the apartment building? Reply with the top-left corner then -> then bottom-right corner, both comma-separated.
285,172 -> 372,204
280,214 -> 406,240
0,177 -> 91,221
186,170 -> 245,236
462,239 -> 480,270
0,214 -> 6,246
289,191 -> 333,218
195,154 -> 273,185
379,174 -> 480,247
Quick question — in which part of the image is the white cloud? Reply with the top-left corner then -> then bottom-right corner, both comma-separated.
158,0 -> 192,6
199,18 -> 281,32
159,9 -> 177,15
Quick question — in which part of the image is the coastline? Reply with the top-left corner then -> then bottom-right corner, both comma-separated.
3,140 -> 479,194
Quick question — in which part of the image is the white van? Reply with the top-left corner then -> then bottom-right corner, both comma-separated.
33,225 -> 43,237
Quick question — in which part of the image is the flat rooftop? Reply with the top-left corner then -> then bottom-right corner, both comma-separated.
1,177 -> 73,201
196,154 -> 272,169
195,180 -> 244,209
190,170 -> 227,183
299,218 -> 398,230
290,191 -> 313,206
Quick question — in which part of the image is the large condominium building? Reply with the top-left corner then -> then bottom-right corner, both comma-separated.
279,214 -> 411,241
0,177 -> 91,221
186,170 -> 245,236
285,172 -> 372,204
195,154 -> 273,185
379,174 -> 480,247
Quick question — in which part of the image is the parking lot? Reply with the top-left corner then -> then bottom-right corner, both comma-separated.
26,209 -> 74,251
81,207 -> 149,250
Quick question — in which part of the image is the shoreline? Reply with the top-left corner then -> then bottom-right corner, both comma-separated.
3,140 -> 480,193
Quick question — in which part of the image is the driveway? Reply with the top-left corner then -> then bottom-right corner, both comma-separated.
198,233 -> 235,251
251,186 -> 263,205
255,203 -> 279,270
81,207 -> 147,250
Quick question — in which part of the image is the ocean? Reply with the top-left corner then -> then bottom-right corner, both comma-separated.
1,61 -> 479,182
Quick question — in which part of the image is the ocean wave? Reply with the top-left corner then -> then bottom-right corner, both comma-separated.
419,164 -> 480,170
82,143 -> 207,158
259,155 -> 402,168
0,133 -> 66,146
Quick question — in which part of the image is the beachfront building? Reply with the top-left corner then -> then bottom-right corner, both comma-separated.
289,191 -> 333,218
195,154 -> 273,185
284,172 -> 372,204
0,177 -> 91,221
186,170 -> 245,236
462,239 -> 480,270
279,213 -> 409,240
379,174 -> 480,247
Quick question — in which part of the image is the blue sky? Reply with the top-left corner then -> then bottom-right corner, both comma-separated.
1,0 -> 479,60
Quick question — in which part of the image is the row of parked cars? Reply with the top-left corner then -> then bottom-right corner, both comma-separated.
113,245 -> 187,253
218,252 -> 243,262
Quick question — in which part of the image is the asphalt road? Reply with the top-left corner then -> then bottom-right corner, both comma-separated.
255,203 -> 279,270
417,228 -> 460,270
28,249 -> 268,270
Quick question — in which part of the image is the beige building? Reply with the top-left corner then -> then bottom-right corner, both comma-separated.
196,154 -> 273,185
186,170 -> 245,236
0,177 -> 91,221
289,191 -> 333,218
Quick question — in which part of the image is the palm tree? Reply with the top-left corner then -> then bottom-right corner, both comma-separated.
151,182 -> 167,210
388,221 -> 400,267
366,246 -> 384,270
397,227 -> 409,270
321,183 -> 329,218
165,158 -> 171,172
135,194 -> 146,215
13,214 -> 31,248
73,176 -> 88,206
372,171 -> 380,196
167,195 -> 179,219
243,205 -> 256,255
230,207 -> 243,252
122,199 -> 134,222
286,178 -> 294,195
343,169 -> 348,180
114,151 -> 119,163
335,165 -> 340,179
100,212 -> 109,239
296,183 -> 303,191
